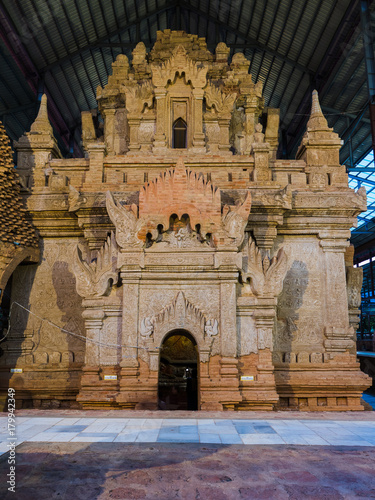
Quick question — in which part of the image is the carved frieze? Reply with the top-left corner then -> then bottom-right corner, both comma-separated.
294,188 -> 367,213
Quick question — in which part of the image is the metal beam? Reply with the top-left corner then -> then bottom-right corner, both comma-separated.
0,101 -> 37,116
348,168 -> 375,171
42,2 -> 178,72
42,1 -> 314,78
322,105 -> 371,124
0,4 -> 82,156
283,0 -> 361,157
360,0 -> 375,160
178,1 -> 315,77
349,173 -> 375,186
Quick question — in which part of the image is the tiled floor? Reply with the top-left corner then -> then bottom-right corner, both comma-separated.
1,415 -> 375,452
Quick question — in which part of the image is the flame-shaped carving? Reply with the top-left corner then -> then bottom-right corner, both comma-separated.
151,45 -> 208,88
205,82 -> 236,114
222,191 -> 252,247
106,191 -> 144,248
242,237 -> 287,297
153,291 -> 206,328
73,232 -> 119,298
123,81 -> 154,114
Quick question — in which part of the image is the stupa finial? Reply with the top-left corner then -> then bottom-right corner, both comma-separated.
30,94 -> 53,134
307,90 -> 328,131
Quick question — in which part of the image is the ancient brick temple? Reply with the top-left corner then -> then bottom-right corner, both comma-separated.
0,30 -> 371,411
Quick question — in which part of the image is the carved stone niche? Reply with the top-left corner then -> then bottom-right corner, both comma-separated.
151,45 -> 208,152
139,292 -> 217,361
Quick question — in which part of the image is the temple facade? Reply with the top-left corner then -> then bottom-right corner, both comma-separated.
0,30 -> 371,411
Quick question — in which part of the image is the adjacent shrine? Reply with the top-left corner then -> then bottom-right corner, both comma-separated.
0,30 -> 371,411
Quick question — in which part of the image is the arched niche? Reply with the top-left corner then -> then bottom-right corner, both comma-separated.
172,117 -> 187,148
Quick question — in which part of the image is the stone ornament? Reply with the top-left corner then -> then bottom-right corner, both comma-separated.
205,319 -> 219,337
151,45 -> 208,89
346,266 -> 363,309
140,317 -> 154,338
68,185 -> 86,212
123,81 -> 154,115
106,191 -> 144,248
161,225 -> 203,249
72,232 -> 119,298
242,237 -> 288,297
139,158 -> 251,249
205,82 -> 236,114
222,191 -> 252,247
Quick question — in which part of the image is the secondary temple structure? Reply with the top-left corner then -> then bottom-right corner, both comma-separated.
0,30 -> 371,411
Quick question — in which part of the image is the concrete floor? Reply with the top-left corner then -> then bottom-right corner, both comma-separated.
1,410 -> 375,499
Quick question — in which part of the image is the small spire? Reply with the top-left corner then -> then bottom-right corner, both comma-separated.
30,94 -> 53,134
307,90 -> 328,131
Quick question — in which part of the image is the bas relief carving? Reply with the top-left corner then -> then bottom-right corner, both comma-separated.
241,237 -> 287,297
106,191 -> 144,249
275,241 -> 324,352
346,266 -> 363,309
73,233 -> 119,298
204,319 -> 219,337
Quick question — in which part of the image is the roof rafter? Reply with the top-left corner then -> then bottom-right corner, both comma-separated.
42,2 -> 178,72
0,2 -> 82,155
178,1 -> 315,76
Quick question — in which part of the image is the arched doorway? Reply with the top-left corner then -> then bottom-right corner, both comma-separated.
158,330 -> 198,410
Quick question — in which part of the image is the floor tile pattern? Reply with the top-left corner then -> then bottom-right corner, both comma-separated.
1,416 -> 375,452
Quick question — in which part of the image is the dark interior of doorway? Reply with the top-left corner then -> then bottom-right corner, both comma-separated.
158,331 -> 198,410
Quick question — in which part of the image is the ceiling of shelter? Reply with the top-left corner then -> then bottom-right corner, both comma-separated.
1,0 -> 375,227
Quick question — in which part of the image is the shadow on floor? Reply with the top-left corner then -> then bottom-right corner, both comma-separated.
1,442 -> 375,499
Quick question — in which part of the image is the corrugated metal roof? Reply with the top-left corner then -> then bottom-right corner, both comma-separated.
0,0 -> 371,170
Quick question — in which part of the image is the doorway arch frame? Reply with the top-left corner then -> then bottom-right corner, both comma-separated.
158,328 -> 199,410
